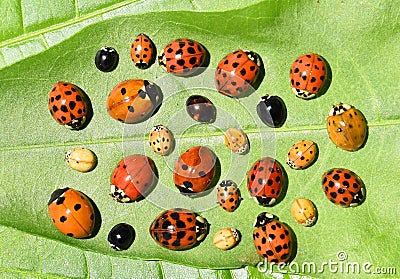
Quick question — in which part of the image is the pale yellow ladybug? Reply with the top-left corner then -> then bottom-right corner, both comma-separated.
290,198 -> 317,227
149,125 -> 174,155
223,128 -> 249,154
286,140 -> 318,169
213,228 -> 240,250
65,148 -> 97,172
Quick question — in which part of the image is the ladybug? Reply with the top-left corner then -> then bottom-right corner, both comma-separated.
289,53 -> 327,99
149,125 -> 174,155
286,140 -> 318,170
48,188 -> 95,238
322,168 -> 365,207
107,79 -> 162,124
130,33 -> 156,69
290,198 -> 317,227
158,38 -> 207,76
110,155 -> 158,203
215,49 -> 261,98
256,95 -> 287,128
217,180 -> 241,212
95,46 -> 119,72
65,147 -> 97,172
247,157 -> 286,206
223,128 -> 249,154
213,228 -> 240,250
253,212 -> 293,263
108,223 -> 135,251
186,95 -> 216,123
173,146 -> 216,194
327,103 -> 367,151
48,82 -> 89,130
149,208 -> 209,250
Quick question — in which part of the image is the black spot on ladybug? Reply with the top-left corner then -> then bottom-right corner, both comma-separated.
67,233 -> 74,237
162,232 -> 172,240
56,197 -> 65,205
65,91 -> 72,95
74,204 -> 81,211
60,105 -> 68,112
60,216 -> 67,222
240,68 -> 246,76
75,95 -> 82,102
177,59 -> 185,66
333,174 -> 340,180
275,245 -> 283,253
128,106 -> 134,112
198,171 -> 206,177
69,101 -> 76,110
330,192 -> 337,198
189,57 -> 197,65
183,181 -> 193,189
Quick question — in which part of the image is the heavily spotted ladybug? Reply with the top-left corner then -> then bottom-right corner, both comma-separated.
215,49 -> 262,98
130,33 -> 156,69
286,140 -> 318,170
253,212 -> 293,263
322,168 -> 366,207
158,38 -> 207,76
327,103 -> 367,151
247,157 -> 286,206
289,53 -> 328,99
174,146 -> 217,194
48,188 -> 95,238
149,208 -> 209,250
48,82 -> 90,130
149,125 -> 174,155
107,79 -> 162,124
217,180 -> 241,212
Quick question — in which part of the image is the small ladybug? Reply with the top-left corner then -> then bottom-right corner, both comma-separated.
107,79 -> 162,124
185,95 -> 216,123
215,49 -> 262,98
95,46 -> 119,72
322,168 -> 366,207
213,228 -> 240,250
48,82 -> 89,130
286,140 -> 318,170
149,125 -> 174,155
223,128 -> 249,154
256,95 -> 287,128
48,188 -> 95,238
130,33 -> 156,69
253,212 -> 293,263
149,208 -> 209,250
247,157 -> 286,206
158,38 -> 207,76
289,53 -> 328,99
327,103 -> 367,151
290,198 -> 317,227
110,155 -> 158,202
108,223 -> 135,251
174,146 -> 216,194
217,180 -> 241,212
65,147 -> 97,172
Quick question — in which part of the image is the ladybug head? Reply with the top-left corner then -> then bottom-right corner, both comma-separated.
254,212 -> 278,228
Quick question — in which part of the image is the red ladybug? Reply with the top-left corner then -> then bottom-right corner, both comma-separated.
173,146 -> 217,194
110,155 -> 158,202
253,212 -> 293,263
322,168 -> 366,207
215,49 -> 261,98
247,157 -> 286,206
149,208 -> 209,250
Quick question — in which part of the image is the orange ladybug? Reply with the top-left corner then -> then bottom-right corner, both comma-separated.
217,180 -> 241,212
286,140 -> 318,169
48,188 -> 95,238
327,103 -> 367,151
290,198 -> 317,227
130,33 -> 156,69
107,79 -> 162,124
289,53 -> 327,99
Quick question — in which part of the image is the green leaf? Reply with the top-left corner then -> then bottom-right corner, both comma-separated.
1,0 -> 399,279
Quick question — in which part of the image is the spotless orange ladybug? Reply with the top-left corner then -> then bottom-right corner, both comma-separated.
213,228 -> 240,250
215,49 -> 262,98
110,155 -> 158,202
48,188 -> 95,238
149,208 -> 209,250
322,168 -> 366,207
48,82 -> 89,130
253,212 -> 293,263
289,53 -> 328,99
107,79 -> 162,124
217,180 -> 242,212
290,198 -> 317,227
174,146 -> 217,195
158,38 -> 207,76
327,103 -> 367,151
130,33 -> 156,69
247,157 -> 286,206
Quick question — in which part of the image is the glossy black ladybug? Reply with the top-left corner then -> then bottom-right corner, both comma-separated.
95,46 -> 119,72
256,95 -> 287,128
186,95 -> 216,123
108,223 -> 135,251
